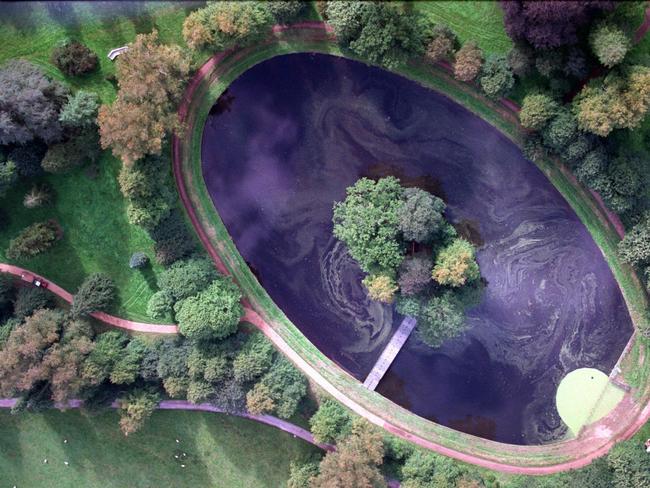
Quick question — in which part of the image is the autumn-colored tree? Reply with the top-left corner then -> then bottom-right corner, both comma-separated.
453,41 -> 483,82
589,22 -> 630,68
182,1 -> 274,51
98,31 -> 189,165
312,420 -> 386,488
246,383 -> 276,415
425,25 -> 457,64
362,274 -> 398,304
0,310 -> 94,402
118,387 -> 160,436
573,66 -> 650,137
432,238 -> 480,287
519,94 -> 558,130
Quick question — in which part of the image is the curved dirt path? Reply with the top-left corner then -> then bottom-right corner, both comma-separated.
0,263 -> 178,334
173,22 -> 650,475
0,397 -> 333,451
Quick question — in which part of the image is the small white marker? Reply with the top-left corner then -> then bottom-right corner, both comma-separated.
175,439 -> 180,443
181,464 -> 186,468
64,461 -> 69,466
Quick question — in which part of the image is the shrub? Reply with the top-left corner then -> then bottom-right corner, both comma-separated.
41,130 -> 100,173
6,220 -> 59,260
454,41 -> 483,82
535,50 -> 562,78
398,255 -> 433,296
82,330 -> 128,385
432,238 -> 480,287
309,399 -> 353,444
425,25 -> 458,64
150,210 -> 195,264
311,420 -> 384,488
398,187 -> 447,243
158,257 -> 217,301
13,286 -> 53,319
267,1 -> 306,23
59,91 -> 99,129
519,94 -> 558,130
417,292 -> 466,348
618,220 -> 650,267
564,47 -> 589,79
0,160 -> 17,197
118,388 -> 160,436
71,273 -> 116,318
128,251 -> 149,269
51,41 -> 98,76
251,357 -> 307,419
362,274 -> 398,304
590,23 -> 630,68
542,110 -> 578,151
23,183 -> 54,209
507,44 -> 533,77
182,1 -> 274,51
288,462 -> 319,488
233,332 -> 274,382
560,134 -> 592,165
479,55 -> 514,99
175,277 -> 243,341
146,290 -> 174,319
8,143 -> 47,178
110,338 -> 147,385
0,60 -> 68,145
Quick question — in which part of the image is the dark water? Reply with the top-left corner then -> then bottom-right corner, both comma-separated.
201,53 -> 633,445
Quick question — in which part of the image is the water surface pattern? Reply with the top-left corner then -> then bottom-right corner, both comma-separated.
201,53 -> 633,444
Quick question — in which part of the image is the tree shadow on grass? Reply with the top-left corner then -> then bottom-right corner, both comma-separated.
138,266 -> 159,294
0,410 -> 25,480
0,1 -> 38,32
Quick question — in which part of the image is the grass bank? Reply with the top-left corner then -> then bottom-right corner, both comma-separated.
0,2 -> 199,321
177,25 -> 650,470
0,409 -> 318,488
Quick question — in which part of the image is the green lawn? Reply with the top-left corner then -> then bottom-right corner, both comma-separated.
0,409 -> 319,488
413,1 -> 512,56
0,2 -> 198,321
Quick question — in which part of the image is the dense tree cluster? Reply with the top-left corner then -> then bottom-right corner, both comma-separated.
183,1 -> 274,51
98,31 -> 189,165
326,1 -> 429,69
333,177 -> 481,348
0,271 -> 306,436
500,1 -> 616,49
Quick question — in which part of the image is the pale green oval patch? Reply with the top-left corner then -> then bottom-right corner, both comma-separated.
556,367 -> 625,436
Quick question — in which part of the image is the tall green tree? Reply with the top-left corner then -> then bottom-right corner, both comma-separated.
333,177 -> 405,273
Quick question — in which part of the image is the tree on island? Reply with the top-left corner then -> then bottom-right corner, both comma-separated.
332,177 -> 405,273
333,176 -> 481,348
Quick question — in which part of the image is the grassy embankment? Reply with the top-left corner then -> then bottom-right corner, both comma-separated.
0,408 -> 319,488
0,2 -> 196,322
178,19 -> 649,466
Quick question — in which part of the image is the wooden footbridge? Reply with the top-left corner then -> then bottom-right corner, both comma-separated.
363,316 -> 417,390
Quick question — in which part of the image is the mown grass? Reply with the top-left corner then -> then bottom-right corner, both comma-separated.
0,2 -> 197,321
413,1 -> 512,56
0,409 -> 319,488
